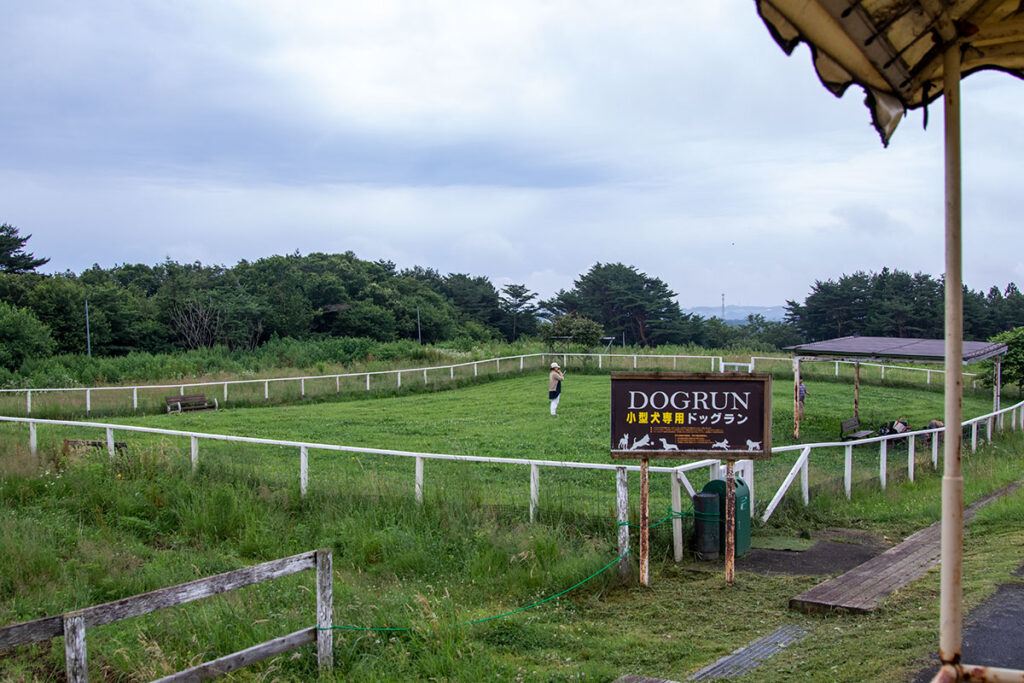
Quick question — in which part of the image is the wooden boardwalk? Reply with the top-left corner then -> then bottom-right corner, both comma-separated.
789,522 -> 941,613
790,482 -> 1021,614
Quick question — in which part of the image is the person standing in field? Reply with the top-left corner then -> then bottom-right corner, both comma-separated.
549,362 -> 565,415
798,379 -> 808,419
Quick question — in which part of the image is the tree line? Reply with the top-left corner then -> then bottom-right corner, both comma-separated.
2,224 -> 1023,375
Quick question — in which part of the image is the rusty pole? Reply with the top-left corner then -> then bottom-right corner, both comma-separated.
725,459 -> 735,586
854,362 -> 861,420
792,358 -> 801,439
938,40 -> 965,672
639,457 -> 650,587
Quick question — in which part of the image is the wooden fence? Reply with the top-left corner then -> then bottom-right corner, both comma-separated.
0,549 -> 333,682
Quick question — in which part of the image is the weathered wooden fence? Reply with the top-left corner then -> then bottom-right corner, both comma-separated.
0,549 -> 333,682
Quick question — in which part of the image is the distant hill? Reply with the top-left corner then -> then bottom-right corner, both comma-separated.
683,305 -> 788,325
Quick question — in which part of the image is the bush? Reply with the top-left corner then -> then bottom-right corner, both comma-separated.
0,302 -> 55,371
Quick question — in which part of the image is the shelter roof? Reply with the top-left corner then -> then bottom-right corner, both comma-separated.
756,0 -> 1024,144
786,335 -> 1006,364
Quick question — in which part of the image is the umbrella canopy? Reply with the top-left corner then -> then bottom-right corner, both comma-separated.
757,0 -> 1024,144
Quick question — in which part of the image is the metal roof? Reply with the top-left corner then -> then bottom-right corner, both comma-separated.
786,335 -> 1007,364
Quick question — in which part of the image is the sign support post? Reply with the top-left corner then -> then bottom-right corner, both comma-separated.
639,457 -> 650,586
610,371 -> 772,588
725,459 -> 736,586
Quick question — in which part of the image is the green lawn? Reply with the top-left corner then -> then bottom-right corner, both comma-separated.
1,369 -> 1021,681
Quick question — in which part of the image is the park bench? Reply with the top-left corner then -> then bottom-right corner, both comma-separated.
165,394 -> 218,413
840,416 -> 874,441
62,439 -> 128,456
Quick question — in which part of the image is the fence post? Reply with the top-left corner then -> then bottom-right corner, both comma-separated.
106,428 -> 115,459
927,369 -> 932,385
301,378 -> 305,397
633,355 -> 637,369
474,363 -> 478,377
880,440 -> 888,490
599,355 -> 603,370
300,447 -> 308,498
881,366 -> 886,381
520,356 -> 524,371
223,383 -> 228,403
190,436 -> 198,472
800,456 -> 809,506
933,431 -> 939,468
835,361 -> 839,377
987,416 -> 993,442
265,381 -> 269,400
180,385 -> 184,396
908,435 -> 915,483
336,376 -> 340,393
29,422 -> 37,455
844,445 -> 853,499
26,390 -> 32,414
86,389 -> 91,414
529,464 -> 540,523
670,472 -> 683,562
415,457 -> 423,504
63,612 -> 88,683
397,372 -> 402,389
423,369 -> 427,385
971,423 -> 978,453
316,548 -> 333,673
616,467 -> 629,578
133,387 -> 138,411
366,374 -> 371,391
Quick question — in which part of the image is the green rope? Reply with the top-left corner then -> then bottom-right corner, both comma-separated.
617,504 -> 719,529
318,549 -> 631,632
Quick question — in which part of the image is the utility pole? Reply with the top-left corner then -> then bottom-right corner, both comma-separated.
85,299 -> 92,357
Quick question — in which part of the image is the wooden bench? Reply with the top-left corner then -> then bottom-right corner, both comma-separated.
166,394 -> 218,413
62,439 -> 128,456
840,417 -> 874,441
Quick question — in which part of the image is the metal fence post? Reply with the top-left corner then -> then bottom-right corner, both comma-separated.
265,381 -> 269,400
86,389 -> 91,414
26,390 -> 31,414
316,549 -> 333,673
106,428 -> 115,459
190,436 -> 199,472
223,383 -> 228,403
29,422 -> 37,455
800,456 -> 809,505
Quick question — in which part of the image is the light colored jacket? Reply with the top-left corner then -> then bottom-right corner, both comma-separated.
549,369 -> 564,392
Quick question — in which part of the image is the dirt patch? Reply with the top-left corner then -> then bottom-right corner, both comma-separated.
741,528 -> 892,576
683,528 -> 894,577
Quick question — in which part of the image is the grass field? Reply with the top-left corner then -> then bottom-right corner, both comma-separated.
1,368 -> 1022,681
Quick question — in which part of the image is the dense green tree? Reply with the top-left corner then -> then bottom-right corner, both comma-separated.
0,224 -> 49,273
441,273 -> 502,333
541,263 -> 698,347
990,326 -> 1024,398
539,313 -> 604,348
498,283 -> 538,341
0,302 -> 55,370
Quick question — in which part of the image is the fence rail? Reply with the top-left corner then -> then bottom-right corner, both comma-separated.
0,352 -> 984,417
0,549 -> 334,681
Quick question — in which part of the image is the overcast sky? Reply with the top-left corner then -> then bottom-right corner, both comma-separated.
2,1 -> 1022,308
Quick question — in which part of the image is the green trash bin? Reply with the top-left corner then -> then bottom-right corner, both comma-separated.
700,477 -> 751,557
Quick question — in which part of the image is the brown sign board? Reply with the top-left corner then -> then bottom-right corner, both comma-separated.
610,372 -> 772,460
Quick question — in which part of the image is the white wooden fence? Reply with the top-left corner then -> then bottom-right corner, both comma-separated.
0,414 -> 733,571
0,549 -> 334,682
760,399 -> 1024,522
0,351 -> 980,416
